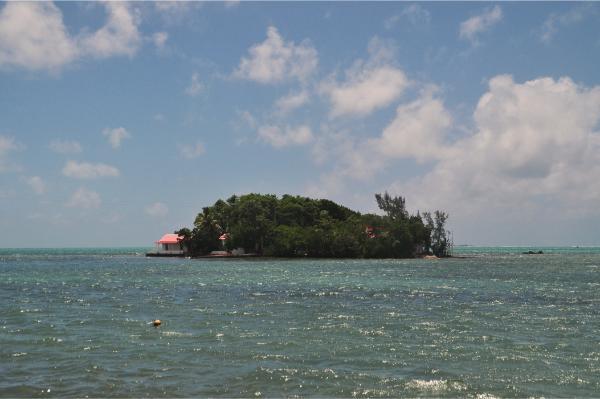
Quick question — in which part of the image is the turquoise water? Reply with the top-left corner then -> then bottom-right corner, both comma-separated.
1,248 -> 599,397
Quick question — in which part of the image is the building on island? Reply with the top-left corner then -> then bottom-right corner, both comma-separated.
147,233 -> 186,257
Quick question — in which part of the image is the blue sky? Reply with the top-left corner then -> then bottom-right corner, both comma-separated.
1,1 -> 600,247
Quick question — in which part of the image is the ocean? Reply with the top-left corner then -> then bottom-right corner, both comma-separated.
1,247 -> 599,397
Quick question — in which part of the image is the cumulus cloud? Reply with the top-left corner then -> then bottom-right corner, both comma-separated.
0,135 -> 20,172
80,2 -> 141,59
185,72 -> 203,96
224,0 -> 240,8
305,171 -> 346,199
0,2 -> 77,71
25,176 -> 46,195
392,75 -> 600,225
322,67 -> 408,118
312,74 -> 600,242
539,5 -> 590,44
145,202 -> 168,217
67,187 -> 101,209
372,89 -> 452,163
179,141 -> 206,159
49,139 -> 82,154
103,127 -> 131,149
153,31 -> 168,50
0,135 -> 17,153
258,124 -> 313,148
320,38 -> 409,118
384,4 -> 431,29
155,1 -> 202,24
459,5 -> 502,44
234,26 -> 318,84
239,110 -> 257,129
310,89 -> 451,182
62,160 -> 120,179
275,90 -> 310,114
0,2 -> 142,72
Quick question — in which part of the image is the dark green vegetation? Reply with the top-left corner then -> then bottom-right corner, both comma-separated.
176,193 -> 450,258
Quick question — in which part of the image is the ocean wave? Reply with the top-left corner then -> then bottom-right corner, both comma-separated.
358,328 -> 387,336
405,378 -> 467,393
475,394 -> 500,399
351,388 -> 390,397
161,331 -> 193,337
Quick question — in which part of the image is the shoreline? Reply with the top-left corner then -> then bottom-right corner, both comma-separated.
146,252 -> 462,260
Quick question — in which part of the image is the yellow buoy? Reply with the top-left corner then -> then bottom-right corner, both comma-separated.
153,319 -> 161,327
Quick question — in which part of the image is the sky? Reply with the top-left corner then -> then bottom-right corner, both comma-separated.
1,1 -> 600,247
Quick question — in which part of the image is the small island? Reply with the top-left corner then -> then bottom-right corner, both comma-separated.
151,192 -> 451,259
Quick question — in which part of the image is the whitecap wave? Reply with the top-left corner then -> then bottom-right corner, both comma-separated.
405,379 -> 466,393
161,331 -> 192,337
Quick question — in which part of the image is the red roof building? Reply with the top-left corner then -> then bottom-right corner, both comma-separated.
156,234 -> 184,244
152,234 -> 186,255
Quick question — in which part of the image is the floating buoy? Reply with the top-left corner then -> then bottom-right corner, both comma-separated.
153,319 -> 161,327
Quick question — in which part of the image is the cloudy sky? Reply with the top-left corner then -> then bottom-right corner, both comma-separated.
1,2 -> 600,247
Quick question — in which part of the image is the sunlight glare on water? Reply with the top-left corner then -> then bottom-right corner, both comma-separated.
1,247 -> 599,397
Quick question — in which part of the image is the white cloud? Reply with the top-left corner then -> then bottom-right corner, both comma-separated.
275,90 -> 310,114
305,74 -> 600,245
0,135 -> 17,155
145,202 -> 168,217
49,139 -> 82,154
102,127 -> 131,149
0,135 -> 19,172
224,1 -> 240,9
67,187 -> 101,209
0,2 -> 78,71
234,26 -> 318,84
179,141 -> 206,159
323,66 -> 408,118
239,110 -> 257,129
80,2 -> 141,59
258,124 -> 313,148
155,1 -> 202,24
372,89 -> 452,163
540,5 -> 590,44
25,176 -> 46,195
305,171 -> 346,199
0,2 -> 142,72
391,75 -> 600,229
153,31 -> 168,50
155,2 -> 193,13
384,4 -> 431,29
62,160 -> 120,179
321,37 -> 409,118
459,5 -> 502,44
307,86 -> 443,179
310,124 -> 353,165
185,72 -> 203,96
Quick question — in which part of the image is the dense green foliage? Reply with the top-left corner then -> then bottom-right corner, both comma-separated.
176,193 -> 451,258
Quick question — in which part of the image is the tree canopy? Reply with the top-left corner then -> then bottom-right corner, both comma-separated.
175,192 -> 451,258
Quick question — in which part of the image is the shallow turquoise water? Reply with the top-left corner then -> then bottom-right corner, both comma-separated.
1,248 -> 599,397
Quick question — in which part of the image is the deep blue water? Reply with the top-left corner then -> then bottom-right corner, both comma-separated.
1,247 -> 599,397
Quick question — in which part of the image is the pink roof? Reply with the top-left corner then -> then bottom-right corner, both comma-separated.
157,234 -> 184,244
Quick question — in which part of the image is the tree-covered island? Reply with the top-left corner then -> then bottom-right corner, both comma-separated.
175,193 -> 451,258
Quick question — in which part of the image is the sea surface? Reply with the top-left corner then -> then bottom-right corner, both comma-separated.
1,247 -> 599,397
